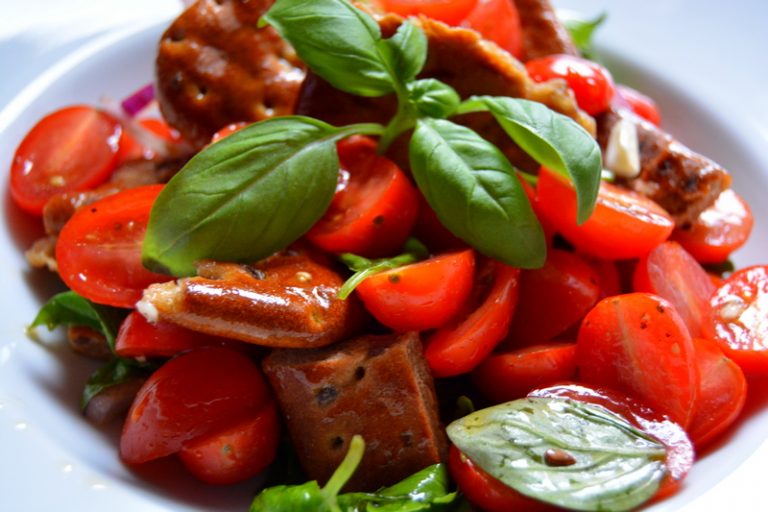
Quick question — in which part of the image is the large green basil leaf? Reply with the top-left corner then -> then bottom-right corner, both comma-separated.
380,21 -> 428,85
447,397 -> 667,511
461,96 -> 602,224
30,290 -> 125,351
409,118 -> 546,268
142,117 -> 378,276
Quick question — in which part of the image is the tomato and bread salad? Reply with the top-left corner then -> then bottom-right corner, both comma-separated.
9,0 -> 764,510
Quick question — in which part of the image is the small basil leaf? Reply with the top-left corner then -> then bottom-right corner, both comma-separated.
409,118 -> 546,268
249,482 -> 328,512
262,0 -> 395,97
142,117 -> 379,276
447,397 -> 667,511
559,10 -> 607,59
30,290 -> 125,351
81,358 -> 153,410
407,79 -> 461,119
462,96 -> 602,224
379,20 -> 428,84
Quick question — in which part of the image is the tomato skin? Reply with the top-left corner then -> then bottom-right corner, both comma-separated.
672,189 -> 753,264
581,254 -> 622,298
506,249 -> 600,345
178,402 -> 279,485
688,337 -> 746,448
525,55 -> 615,115
425,263 -> 519,377
307,136 -> 419,258
356,249 -> 475,332
210,121 -> 248,144
115,311 -> 233,359
633,241 -> 716,340
537,167 -> 675,260
448,445 -> 557,512
577,293 -> 698,427
121,346 -> 271,464
472,342 -> 577,403
379,0 -> 478,24
710,265 -> 768,374
55,184 -> 170,308
115,117 -> 182,164
529,383 -> 695,499
10,105 -> 122,215
616,84 -> 662,126
462,0 -> 523,58
412,195 -> 467,253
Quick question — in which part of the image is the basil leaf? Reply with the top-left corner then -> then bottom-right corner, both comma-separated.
460,97 -> 602,224
407,79 -> 461,119
143,117 -> 380,276
262,0 -> 396,97
380,21 -> 428,84
250,481 -> 328,512
447,397 -> 667,511
409,118 -> 546,268
559,10 -> 607,59
81,358 -> 152,410
30,291 -> 125,351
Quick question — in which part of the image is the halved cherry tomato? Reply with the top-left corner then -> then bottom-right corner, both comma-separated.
448,445 -> 557,512
472,342 -> 577,403
116,117 -> 182,164
710,265 -> 768,374
529,383 -> 695,499
178,402 -> 279,485
461,0 -> 523,58
581,254 -> 622,298
210,121 -> 248,145
115,311 -> 233,359
378,0 -> 478,25
10,105 -> 122,215
672,189 -> 753,264
525,55 -> 615,115
506,249 -> 600,344
688,337 -> 747,448
537,167 -> 675,260
616,84 -> 662,126
356,249 -> 475,332
577,293 -> 698,427
55,184 -> 170,308
307,136 -> 419,258
633,241 -> 716,340
412,194 -> 466,253
121,346 -> 271,464
425,262 -> 519,377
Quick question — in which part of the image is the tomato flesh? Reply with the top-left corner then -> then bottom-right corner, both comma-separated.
461,0 -> 522,58
525,55 -> 615,115
55,184 -> 170,308
120,346 -> 271,464
10,105 -> 121,215
379,0 -> 478,24
616,84 -> 662,126
356,249 -> 475,332
537,167 -> 674,260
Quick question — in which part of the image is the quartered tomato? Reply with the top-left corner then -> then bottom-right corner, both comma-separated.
616,84 -> 662,126
10,105 -> 122,215
121,346 -> 271,464
537,167 -> 674,260
356,249 -> 475,332
307,136 -> 419,258
378,0 -> 478,25
55,184 -> 170,308
525,55 -> 615,115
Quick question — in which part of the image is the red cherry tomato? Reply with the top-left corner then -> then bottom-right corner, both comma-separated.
506,249 -> 600,344
633,241 -> 716,340
55,184 -> 170,308
210,121 -> 248,144
616,84 -> 662,126
448,445 -> 557,512
581,254 -> 623,298
461,0 -> 523,58
472,342 -> 577,403
425,262 -> 519,377
378,0 -> 478,24
529,383 -> 695,499
10,105 -> 122,215
525,55 -> 615,115
115,311 -> 234,359
672,189 -> 753,264
178,402 -> 279,485
116,117 -> 182,164
577,293 -> 698,427
356,249 -> 475,332
710,265 -> 768,374
412,194 -> 466,253
688,337 -> 746,448
537,167 -> 675,260
120,346 -> 271,464
307,136 -> 419,258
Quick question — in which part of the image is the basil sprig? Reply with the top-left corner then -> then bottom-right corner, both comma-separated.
447,397 -> 667,511
81,357 -> 153,411
559,10 -> 607,59
143,0 -> 602,276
